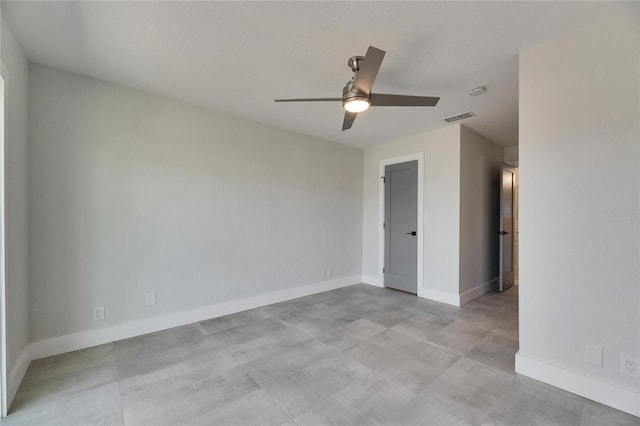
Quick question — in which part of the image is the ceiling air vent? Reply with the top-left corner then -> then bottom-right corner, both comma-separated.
444,111 -> 476,123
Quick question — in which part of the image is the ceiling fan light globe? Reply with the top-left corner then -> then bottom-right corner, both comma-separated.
344,98 -> 370,113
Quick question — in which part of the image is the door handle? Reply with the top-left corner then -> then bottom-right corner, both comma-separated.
405,231 -> 417,236
498,231 -> 510,235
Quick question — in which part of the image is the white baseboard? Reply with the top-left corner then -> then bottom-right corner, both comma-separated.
363,278 -> 470,309
459,278 -> 498,306
7,346 -> 30,412
515,351 -> 640,417
30,275 -> 361,360
418,288 -> 460,307
361,275 -> 383,287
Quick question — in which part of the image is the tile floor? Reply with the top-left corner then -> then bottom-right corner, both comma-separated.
2,284 -> 638,426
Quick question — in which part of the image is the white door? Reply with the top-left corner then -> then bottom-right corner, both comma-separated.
384,160 -> 418,294
499,164 -> 516,292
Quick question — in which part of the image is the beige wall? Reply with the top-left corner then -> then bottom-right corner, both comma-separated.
504,146 -> 518,166
362,125 -> 461,302
518,11 -> 639,411
363,124 -> 504,305
28,64 -> 363,343
459,125 -> 503,298
1,13 -> 31,410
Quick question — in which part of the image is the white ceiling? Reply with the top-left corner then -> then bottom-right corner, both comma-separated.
2,1 -> 634,149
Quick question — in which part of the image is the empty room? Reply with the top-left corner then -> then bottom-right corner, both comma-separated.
0,1 -> 638,425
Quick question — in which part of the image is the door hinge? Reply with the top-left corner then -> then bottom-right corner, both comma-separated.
381,176 -> 386,183
383,222 -> 385,229
383,267 -> 385,274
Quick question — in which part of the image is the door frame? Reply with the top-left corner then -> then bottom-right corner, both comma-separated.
0,62 -> 7,418
378,153 -> 424,296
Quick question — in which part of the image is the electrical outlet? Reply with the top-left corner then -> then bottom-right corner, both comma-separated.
626,359 -> 636,374
327,267 -> 333,278
145,291 -> 157,306
321,269 -> 326,279
622,355 -> 639,376
93,306 -> 105,321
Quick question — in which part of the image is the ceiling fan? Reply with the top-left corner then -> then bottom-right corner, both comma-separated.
274,46 -> 440,131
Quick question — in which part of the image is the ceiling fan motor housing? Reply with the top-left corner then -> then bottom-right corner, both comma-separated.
342,79 -> 368,105
344,56 -> 369,105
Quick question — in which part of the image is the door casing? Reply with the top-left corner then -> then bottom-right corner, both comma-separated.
0,63 -> 8,418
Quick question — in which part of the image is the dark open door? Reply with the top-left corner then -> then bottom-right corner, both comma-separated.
499,164 -> 516,292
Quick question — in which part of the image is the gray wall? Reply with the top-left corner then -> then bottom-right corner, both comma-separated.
459,125 -> 503,296
362,125 -> 461,300
28,64 -> 363,342
519,12 -> 639,390
363,124 -> 504,305
504,146 -> 518,166
1,14 -> 30,405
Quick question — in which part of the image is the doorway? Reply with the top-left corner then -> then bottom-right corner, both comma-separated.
378,153 -> 424,296
499,163 -> 518,292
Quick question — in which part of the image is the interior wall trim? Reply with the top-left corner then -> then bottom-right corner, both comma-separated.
418,287 -> 460,307
30,275 -> 362,360
516,351 -> 640,417
459,278 -> 499,306
6,345 -> 30,416
361,275 -> 383,287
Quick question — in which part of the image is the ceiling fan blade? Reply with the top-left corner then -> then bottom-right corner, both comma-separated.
370,93 -> 440,107
353,46 -> 386,95
342,111 -> 357,131
274,98 -> 342,102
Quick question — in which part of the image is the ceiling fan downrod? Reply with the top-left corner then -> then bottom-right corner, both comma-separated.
347,55 -> 364,73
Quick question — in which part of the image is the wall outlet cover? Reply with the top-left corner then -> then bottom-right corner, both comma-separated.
93,306 -> 105,321
621,355 -> 639,377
